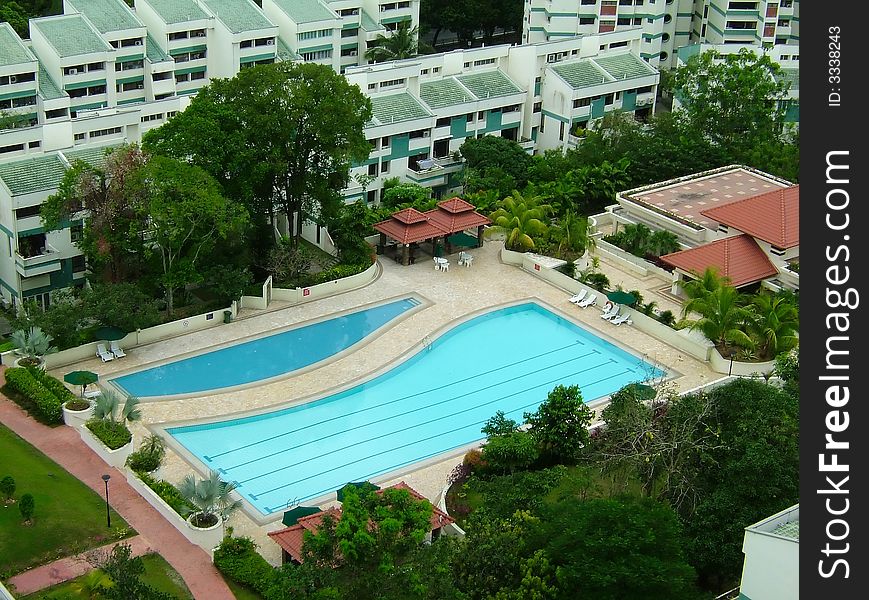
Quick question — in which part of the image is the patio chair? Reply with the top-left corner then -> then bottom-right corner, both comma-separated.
610,313 -> 633,326
96,343 -> 115,362
601,305 -> 620,320
568,290 -> 587,304
577,294 -> 596,308
433,257 -> 441,270
84,388 -> 102,399
440,260 -> 450,272
110,340 -> 127,358
462,254 -> 474,267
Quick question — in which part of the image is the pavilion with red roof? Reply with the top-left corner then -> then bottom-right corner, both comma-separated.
373,198 -> 490,265
267,482 -> 455,564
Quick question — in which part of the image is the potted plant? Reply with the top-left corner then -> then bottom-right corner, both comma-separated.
125,434 -> 166,475
179,470 -> 242,549
62,395 -> 95,427
11,326 -> 58,369
83,392 -> 141,468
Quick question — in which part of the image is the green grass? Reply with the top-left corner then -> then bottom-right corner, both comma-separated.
223,576 -> 267,600
19,553 -> 191,599
0,423 -> 132,578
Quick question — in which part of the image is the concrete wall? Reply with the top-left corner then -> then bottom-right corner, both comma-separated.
709,347 -> 776,377
595,239 -> 675,280
243,261 -> 379,308
78,424 -> 133,469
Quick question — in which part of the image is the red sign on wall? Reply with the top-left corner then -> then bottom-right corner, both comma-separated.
303,288 -> 310,296
534,264 -> 541,271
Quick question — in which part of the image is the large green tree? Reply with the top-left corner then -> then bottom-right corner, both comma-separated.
365,21 -> 420,62
144,62 -> 372,246
670,48 -> 791,152
524,384 -> 593,465
0,0 -> 29,38
460,136 -> 533,198
488,190 -> 551,252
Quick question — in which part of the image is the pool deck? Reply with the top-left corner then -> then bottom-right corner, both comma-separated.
50,241 -> 719,565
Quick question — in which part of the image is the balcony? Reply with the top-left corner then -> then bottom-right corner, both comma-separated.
15,243 -> 61,278
405,156 -> 463,184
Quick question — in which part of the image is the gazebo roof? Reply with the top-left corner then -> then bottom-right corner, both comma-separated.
374,198 -> 490,245
391,207 -> 430,224
373,217 -> 447,245
436,197 -> 477,214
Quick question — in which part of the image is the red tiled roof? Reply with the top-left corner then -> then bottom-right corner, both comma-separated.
373,218 -> 448,245
700,185 -> 799,249
267,483 -> 454,563
425,206 -> 491,233
392,207 -> 430,224
437,197 -> 476,214
660,235 -> 779,288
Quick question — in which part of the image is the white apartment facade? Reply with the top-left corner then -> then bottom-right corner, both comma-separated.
524,0 -> 800,69
0,0 -> 655,306
738,504 -> 799,600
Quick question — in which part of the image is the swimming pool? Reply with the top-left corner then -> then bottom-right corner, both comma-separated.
166,302 -> 663,516
111,297 -> 422,398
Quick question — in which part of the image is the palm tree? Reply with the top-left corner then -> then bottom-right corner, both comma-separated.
679,267 -> 729,314
749,293 -> 799,359
488,191 -> 552,252
551,209 -> 596,258
178,470 -> 242,529
365,22 -> 419,63
69,569 -> 114,599
93,391 -> 141,424
11,326 -> 58,365
684,284 -> 755,352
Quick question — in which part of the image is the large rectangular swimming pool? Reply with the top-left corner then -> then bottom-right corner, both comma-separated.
166,302 -> 663,515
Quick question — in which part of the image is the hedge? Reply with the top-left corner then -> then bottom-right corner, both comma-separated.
213,536 -> 277,596
86,419 -> 132,450
136,471 -> 192,517
37,372 -> 79,407
4,367 -> 63,424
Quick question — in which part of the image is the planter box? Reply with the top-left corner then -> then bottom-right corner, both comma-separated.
62,401 -> 94,428
437,480 -> 466,537
186,514 -> 224,551
79,425 -> 133,469
710,348 -> 776,376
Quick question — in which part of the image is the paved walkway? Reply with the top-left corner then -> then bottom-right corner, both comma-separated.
0,368 -> 234,600
7,536 -> 151,596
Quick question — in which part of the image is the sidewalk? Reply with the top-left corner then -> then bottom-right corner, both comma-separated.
7,537 -> 151,596
0,367 -> 234,600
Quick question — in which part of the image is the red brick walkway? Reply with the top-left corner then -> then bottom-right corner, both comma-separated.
7,536 -> 152,596
0,367 -> 234,600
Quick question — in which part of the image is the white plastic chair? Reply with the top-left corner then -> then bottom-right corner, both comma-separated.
611,314 -> 633,326
568,290 -> 587,304
110,340 -> 127,358
578,294 -> 597,308
440,260 -> 450,272
601,305 -> 620,320
96,343 -> 115,362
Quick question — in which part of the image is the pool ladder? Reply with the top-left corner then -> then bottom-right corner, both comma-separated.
422,335 -> 433,351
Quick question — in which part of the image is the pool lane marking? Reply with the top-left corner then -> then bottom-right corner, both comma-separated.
250,368 -> 637,507
204,341 -> 589,460
234,364 -> 631,489
219,351 -> 605,469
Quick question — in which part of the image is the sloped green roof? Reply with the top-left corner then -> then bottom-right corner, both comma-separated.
456,70 -> 522,100
771,519 -> 799,540
271,0 -> 335,24
31,15 -> 113,58
199,0 -> 274,33
360,9 -> 384,32
276,38 -> 300,62
61,144 -> 121,169
145,34 -> 172,63
0,22 -> 36,67
38,64 -> 65,100
420,78 -> 475,109
593,53 -> 657,81
66,0 -> 144,34
0,154 -> 68,196
551,59 -> 609,89
370,92 -> 430,125
142,0 -> 210,24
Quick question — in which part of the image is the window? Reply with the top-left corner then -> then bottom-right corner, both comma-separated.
301,50 -> 333,61
432,67 -> 441,73
191,70 -> 206,81
87,62 -> 104,71
421,69 -> 430,75
604,93 -> 614,105
473,58 -> 496,67
619,0 -> 633,4
72,255 -> 86,272
573,97 -> 591,108
368,163 -> 378,176
436,117 -> 450,127
660,51 -> 669,61
341,47 -> 357,57
726,21 -> 756,29
581,0 -> 597,4
539,115 -> 544,133
378,78 -> 405,88
167,111 -> 178,118
663,14 -> 672,23
559,121 -> 565,141
368,83 -> 377,90
340,8 -> 360,16
299,29 -> 332,41
15,205 -> 41,219
73,133 -> 86,142
533,101 -> 542,113
778,19 -> 790,27
89,126 -> 122,138
381,160 -> 390,173
169,32 -> 188,41
579,17 -> 595,25
611,41 -> 628,48
141,113 -> 164,123
70,223 -> 84,242
409,129 -> 428,139
463,62 -> 471,68
636,85 -> 653,94
728,1 -> 758,8
190,29 -> 206,38
342,28 -> 358,38
240,40 -> 252,48
382,136 -> 390,147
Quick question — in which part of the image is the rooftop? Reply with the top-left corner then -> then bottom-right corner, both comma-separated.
276,37 -> 300,62
660,234 -> 779,288
747,504 -> 799,542
199,0 -> 275,34
66,0 -> 144,34
419,78 -> 475,109
700,185 -> 799,249
456,70 -> 523,99
621,167 -> 790,231
551,52 -> 657,90
61,144 -> 121,170
37,63 -> 65,100
369,91 -> 431,125
271,0 -> 336,24
30,14 -> 113,58
360,9 -> 384,32
0,22 -> 36,67
145,34 -> 172,63
0,153 -> 68,196
550,59 -> 609,89
593,52 -> 658,80
141,0 -> 210,25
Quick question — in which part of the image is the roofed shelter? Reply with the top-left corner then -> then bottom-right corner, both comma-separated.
373,198 -> 490,265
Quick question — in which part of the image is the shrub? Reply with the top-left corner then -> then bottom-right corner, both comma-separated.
19,493 -> 35,524
213,536 -> 277,596
0,475 -> 15,503
463,449 -> 486,472
0,340 -> 14,353
36,372 -> 78,406
86,419 -> 132,450
136,472 -> 192,516
313,262 -> 371,285
657,310 -> 676,327
582,272 -> 610,291
4,367 -> 63,424
126,434 -> 166,473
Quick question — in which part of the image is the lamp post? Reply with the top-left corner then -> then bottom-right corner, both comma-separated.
101,474 -> 111,528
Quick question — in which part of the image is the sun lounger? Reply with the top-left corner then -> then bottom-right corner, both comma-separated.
577,294 -> 597,308
568,290 -> 587,304
110,340 -> 127,358
610,313 -> 633,326
96,343 -> 115,362
84,388 -> 102,399
601,305 -> 620,320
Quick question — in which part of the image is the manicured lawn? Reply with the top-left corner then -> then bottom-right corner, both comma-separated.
0,423 -> 132,577
19,553 -> 191,599
223,576 -> 267,600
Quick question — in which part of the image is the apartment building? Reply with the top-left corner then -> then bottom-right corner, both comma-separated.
737,505 -> 799,600
524,0 -> 799,69
0,1 -> 655,305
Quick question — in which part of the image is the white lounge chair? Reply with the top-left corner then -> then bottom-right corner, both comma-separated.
110,340 -> 127,358
96,343 -> 115,362
577,294 -> 597,308
611,313 -> 633,326
601,305 -> 620,320
84,388 -> 102,399
568,290 -> 587,304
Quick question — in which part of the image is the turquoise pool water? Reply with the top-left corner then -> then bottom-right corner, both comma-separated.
167,302 -> 663,515
111,297 -> 421,397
